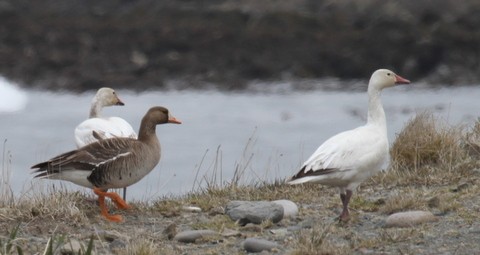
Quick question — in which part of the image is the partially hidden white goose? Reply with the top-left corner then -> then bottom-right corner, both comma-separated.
287,69 -> 410,221
32,106 -> 182,222
74,87 -> 137,148
75,87 -> 136,200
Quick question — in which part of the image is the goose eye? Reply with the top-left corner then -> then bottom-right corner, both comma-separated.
387,73 -> 391,76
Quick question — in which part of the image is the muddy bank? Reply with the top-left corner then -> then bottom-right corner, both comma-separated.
0,0 -> 479,91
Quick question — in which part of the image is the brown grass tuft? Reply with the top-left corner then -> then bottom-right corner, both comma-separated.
381,111 -> 479,186
390,111 -> 466,171
463,118 -> 480,157
151,199 -> 183,217
290,225 -> 350,255
0,187 -> 91,223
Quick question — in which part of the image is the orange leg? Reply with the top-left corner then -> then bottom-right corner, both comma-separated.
93,188 -> 124,222
102,190 -> 131,210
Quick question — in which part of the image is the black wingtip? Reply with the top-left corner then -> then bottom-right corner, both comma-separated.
289,165 -> 307,181
31,161 -> 49,170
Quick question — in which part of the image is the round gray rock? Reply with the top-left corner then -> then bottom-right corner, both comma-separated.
385,210 -> 438,228
243,238 -> 280,253
173,230 -> 219,243
225,200 -> 284,225
272,199 -> 298,218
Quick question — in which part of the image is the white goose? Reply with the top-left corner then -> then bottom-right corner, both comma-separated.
75,87 -> 136,200
32,106 -> 181,222
74,87 -> 137,148
287,69 -> 410,221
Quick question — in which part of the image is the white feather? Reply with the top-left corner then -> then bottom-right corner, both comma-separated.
75,117 -> 136,147
45,170 -> 94,188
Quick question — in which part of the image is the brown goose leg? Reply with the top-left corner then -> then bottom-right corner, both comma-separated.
339,190 -> 352,222
93,188 -> 124,222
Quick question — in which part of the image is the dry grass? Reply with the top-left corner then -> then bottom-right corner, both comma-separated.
380,111 -> 479,186
464,118 -> 480,157
290,225 -> 350,255
1,112 -> 480,254
116,238 -> 159,255
390,111 -> 466,171
0,186 -> 90,224
1,140 -> 13,207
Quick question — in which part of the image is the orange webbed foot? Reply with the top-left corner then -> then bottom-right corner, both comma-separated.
93,188 -> 127,222
102,212 -> 124,222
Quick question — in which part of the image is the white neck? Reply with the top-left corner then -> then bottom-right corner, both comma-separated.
89,97 -> 103,118
366,87 -> 387,130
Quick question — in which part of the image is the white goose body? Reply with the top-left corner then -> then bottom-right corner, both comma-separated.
74,87 -> 137,148
75,117 -> 136,147
288,69 -> 411,221
289,122 -> 388,189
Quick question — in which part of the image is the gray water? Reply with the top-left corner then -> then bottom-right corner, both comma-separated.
0,81 -> 478,201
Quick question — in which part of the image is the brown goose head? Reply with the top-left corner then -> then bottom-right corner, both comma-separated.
145,106 -> 182,125
138,106 -> 181,141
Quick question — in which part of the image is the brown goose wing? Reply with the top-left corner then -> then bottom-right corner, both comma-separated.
31,138 -> 137,179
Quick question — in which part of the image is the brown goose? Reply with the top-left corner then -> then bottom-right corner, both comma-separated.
31,106 -> 181,222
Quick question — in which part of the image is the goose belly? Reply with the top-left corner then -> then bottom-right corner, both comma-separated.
88,159 -> 159,189
105,165 -> 153,189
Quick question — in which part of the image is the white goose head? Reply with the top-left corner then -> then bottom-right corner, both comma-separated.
89,87 -> 125,118
95,87 -> 124,107
368,69 -> 410,91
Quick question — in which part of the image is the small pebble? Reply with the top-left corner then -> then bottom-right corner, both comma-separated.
174,230 -> 219,243
182,206 -> 202,212
385,211 -> 438,228
243,238 -> 280,253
